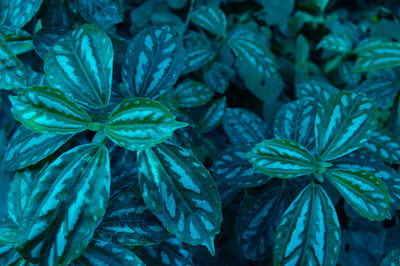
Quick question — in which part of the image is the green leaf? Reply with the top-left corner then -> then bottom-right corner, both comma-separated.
246,139 -> 316,179
296,78 -> 339,106
122,26 -> 184,99
197,97 -> 226,133
0,0 -> 44,29
204,62 -> 235,94
380,249 -> 400,266
1,27 -> 34,55
1,125 -> 73,171
255,0 -> 295,26
16,144 -> 110,265
355,40 -> 400,72
138,143 -> 222,255
273,183 -> 340,266
75,0 -> 124,29
317,33 -> 352,53
190,6 -> 227,38
171,80 -> 214,107
338,61 -> 361,87
9,86 -> 93,134
105,98 -> 187,151
361,128 -> 400,164
315,91 -> 377,161
0,37 -> 27,90
44,24 -> 114,109
325,168 -> 391,221
183,31 -> 215,74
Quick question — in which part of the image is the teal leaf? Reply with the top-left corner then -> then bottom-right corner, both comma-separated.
362,128 -> 400,164
44,24 -> 114,109
1,27 -> 34,55
105,98 -> 187,151
0,0 -> 44,29
1,125 -> 72,171
273,183 -> 340,266
0,37 -> 27,90
9,86 -> 93,134
380,249 -> 400,266
204,62 -> 235,94
355,40 -> 400,72
315,91 -> 377,161
338,61 -> 361,87
16,144 -> 110,265
246,139 -> 316,179
255,0 -> 294,25
296,78 -> 339,106
171,80 -> 214,107
122,26 -> 184,99
138,143 -> 222,255
197,97 -> 226,133
317,33 -> 352,53
75,0 -> 124,29
190,6 -> 227,38
183,31 -> 215,74
325,168 -> 391,221
222,107 -> 268,145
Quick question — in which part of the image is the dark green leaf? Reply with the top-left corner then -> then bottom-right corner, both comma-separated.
355,40 -> 400,72
183,31 -> 215,74
0,0 -> 44,29
190,6 -> 227,38
317,33 -> 352,53
0,37 -> 27,90
362,128 -> 400,164
75,0 -> 124,29
296,78 -> 339,106
380,249 -> 400,266
171,80 -> 214,107
197,97 -> 226,133
204,62 -> 235,94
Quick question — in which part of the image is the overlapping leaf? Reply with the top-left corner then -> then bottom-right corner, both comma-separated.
0,37 -> 27,90
138,143 -> 222,255
183,31 -> 215,74
338,61 -> 361,86
296,78 -> 339,106
44,24 -> 114,109
1,27 -> 33,55
273,183 -> 341,266
105,98 -> 187,151
317,33 -> 352,53
361,128 -> 400,164
75,0 -> 124,29
190,6 -> 227,38
9,86 -> 93,134
355,40 -> 400,72
246,139 -> 316,178
171,80 -> 214,107
197,97 -> 226,133
204,62 -> 235,94
16,144 -> 110,265
0,0 -> 44,29
325,168 -> 391,221
122,26 -> 184,99
315,91 -> 377,161
380,249 -> 400,266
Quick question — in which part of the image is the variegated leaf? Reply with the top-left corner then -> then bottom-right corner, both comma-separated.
0,37 -> 27,90
197,97 -> 226,133
354,37 -> 387,54
361,128 -> 400,164
9,86 -> 93,134
122,26 -> 184,99
190,6 -> 227,38
273,98 -> 318,149
296,78 -> 339,106
317,33 -> 352,53
315,91 -> 377,161
325,168 -> 391,221
73,239 -> 145,266
380,249 -> 400,266
98,189 -> 167,246
0,217 -> 24,265
211,144 -> 270,188
105,98 -> 187,151
44,24 -> 113,109
246,139 -> 316,179
204,62 -> 235,94
171,80 -> 214,107
0,0 -> 44,29
183,31 -> 215,74
1,125 -> 73,171
1,27 -> 34,55
273,183 -> 340,266
16,144 -> 110,265
338,61 -> 361,87
355,40 -> 400,72
222,107 -> 268,145
75,0 -> 124,29
138,143 -> 222,255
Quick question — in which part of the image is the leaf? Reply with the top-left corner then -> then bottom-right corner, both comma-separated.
9,86 -> 93,134
33,28 -> 68,59
380,249 -> 400,266
0,37 -> 27,90
315,91 -> 377,161
122,26 -> 184,99
1,27 -> 34,55
197,97 -> 226,133
211,144 -> 271,188
183,31 -> 215,74
16,144 -> 111,265
338,61 -> 361,87
105,98 -> 187,151
171,80 -> 214,107
317,33 -> 352,53
222,107 -> 268,145
0,0 -> 44,29
325,168 -> 391,221
255,0 -> 294,26
361,128 -> 400,164
1,125 -> 73,171
246,139 -> 316,179
190,6 -> 227,38
44,24 -> 114,109
296,78 -> 339,106
204,62 -> 235,94
75,0 -> 124,29
355,40 -> 400,72
273,183 -> 340,266
273,98 -> 318,149
138,143 -> 222,255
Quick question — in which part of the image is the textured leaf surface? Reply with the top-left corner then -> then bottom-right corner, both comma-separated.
338,61 -> 361,86
315,91 -> 377,161
296,78 -> 339,106
75,0 -> 124,29
44,24 -> 113,109
317,33 -> 352,53
204,62 -> 235,94
325,168 -> 391,221
9,86 -> 93,134
105,98 -> 187,151
138,143 -> 222,255
122,26 -> 184,99
16,144 -> 110,265
362,129 -> 400,164
183,31 -> 215,74
380,249 -> 400,266
0,37 -> 27,90
273,183 -> 340,266
197,97 -> 226,133
355,41 -> 400,72
2,125 -> 72,171
0,0 -> 44,29
190,6 -> 227,38
171,80 -> 214,107
246,139 -> 316,178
